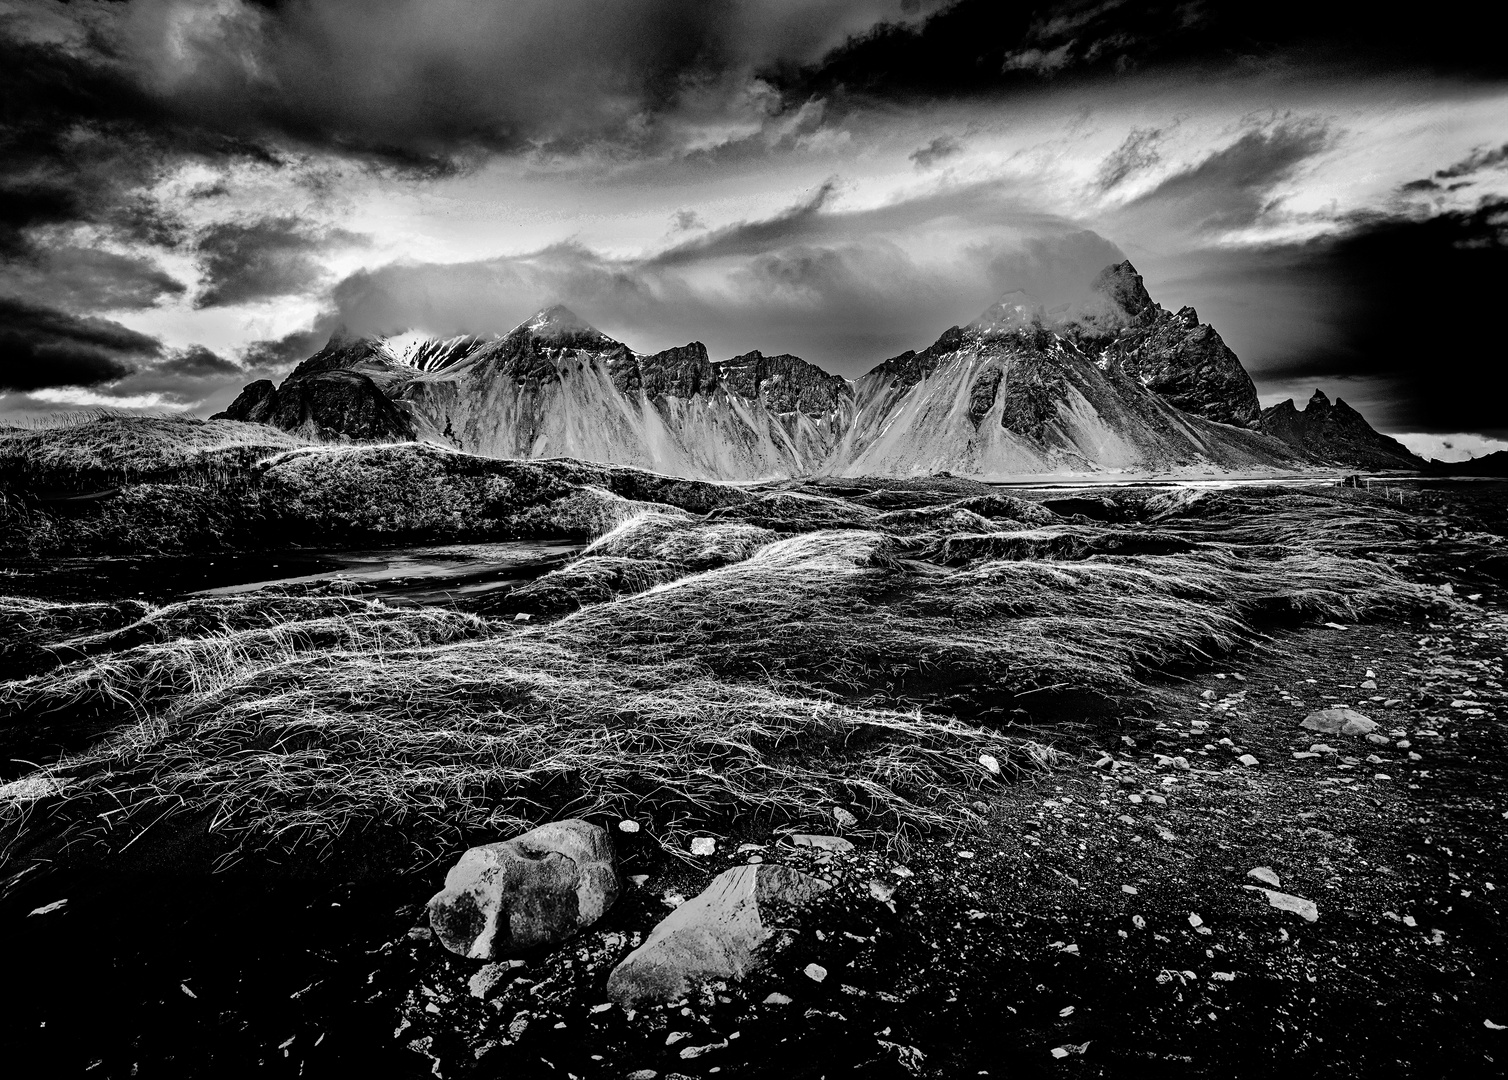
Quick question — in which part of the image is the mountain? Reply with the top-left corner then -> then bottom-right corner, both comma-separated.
1425,449 -> 1508,477
827,262 -> 1295,476
216,263 -> 1416,479
1258,390 -> 1424,471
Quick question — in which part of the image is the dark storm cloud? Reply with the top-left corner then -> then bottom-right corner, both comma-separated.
3,247 -> 186,313
910,135 -> 963,168
237,326 -> 333,374
1171,199 -> 1508,436
194,217 -> 363,308
790,0 -> 1508,102
1123,121 -> 1331,232
157,345 -> 241,378
0,297 -> 160,392
1095,126 -> 1165,192
649,177 -> 847,267
1433,143 -> 1508,180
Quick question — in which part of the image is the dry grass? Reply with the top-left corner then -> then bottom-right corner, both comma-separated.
1,620 -> 1029,871
927,525 -> 1198,564
552,529 -> 1444,703
0,481 -> 1459,878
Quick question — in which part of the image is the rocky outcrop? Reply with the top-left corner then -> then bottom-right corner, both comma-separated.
427,819 -> 618,960
214,369 -> 415,443
1259,391 -> 1424,471
715,350 -> 852,418
605,864 -> 829,1007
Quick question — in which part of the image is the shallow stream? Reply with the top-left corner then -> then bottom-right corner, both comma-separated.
2,539 -> 582,607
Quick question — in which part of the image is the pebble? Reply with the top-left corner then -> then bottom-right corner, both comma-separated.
804,964 -> 828,983
763,992 -> 793,1005
1247,866 -> 1282,888
618,820 -> 641,833
689,837 -> 716,857
979,754 -> 1001,775
1237,754 -> 1259,767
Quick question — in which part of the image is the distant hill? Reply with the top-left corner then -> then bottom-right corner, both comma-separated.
1426,450 -> 1508,477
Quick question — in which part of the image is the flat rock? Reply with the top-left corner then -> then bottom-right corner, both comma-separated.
606,864 -> 829,1007
786,834 -> 855,853
1301,708 -> 1377,736
1247,866 -> 1282,888
1243,885 -> 1319,922
428,819 -> 618,959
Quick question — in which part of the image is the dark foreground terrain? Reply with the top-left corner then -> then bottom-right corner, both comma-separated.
2,420 -> 1505,1078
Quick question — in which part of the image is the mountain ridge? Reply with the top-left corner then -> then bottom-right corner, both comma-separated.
216,262 -> 1419,479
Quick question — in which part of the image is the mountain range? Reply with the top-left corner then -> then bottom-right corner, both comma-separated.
217,261 -> 1423,479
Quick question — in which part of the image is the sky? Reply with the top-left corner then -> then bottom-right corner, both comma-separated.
2,0 -> 1505,459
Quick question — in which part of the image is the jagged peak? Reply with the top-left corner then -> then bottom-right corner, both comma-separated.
516,304 -> 606,340
1090,260 -> 1154,317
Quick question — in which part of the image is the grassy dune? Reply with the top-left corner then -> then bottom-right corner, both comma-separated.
0,475 -> 1455,880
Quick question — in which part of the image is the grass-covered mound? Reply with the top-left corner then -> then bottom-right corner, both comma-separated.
0,413 -> 307,490
0,419 -> 749,557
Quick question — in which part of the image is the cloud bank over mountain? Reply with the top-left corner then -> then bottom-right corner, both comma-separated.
2,0 -> 1504,445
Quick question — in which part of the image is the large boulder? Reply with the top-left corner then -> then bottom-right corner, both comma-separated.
1300,708 -> 1378,737
606,863 -> 829,1008
427,819 -> 618,959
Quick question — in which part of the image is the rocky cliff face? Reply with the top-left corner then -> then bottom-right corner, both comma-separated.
216,335 -> 416,443
1259,390 -> 1424,471
217,263 -> 1413,478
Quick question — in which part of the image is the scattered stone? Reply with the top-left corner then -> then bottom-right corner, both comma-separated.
681,1041 -> 728,1060
763,992 -> 793,1006
428,819 -> 618,960
513,612 -> 531,623
1293,751 -> 1319,760
786,834 -> 854,853
1237,754 -> 1259,767
1188,913 -> 1204,928
979,754 -> 1001,775
804,963 -> 828,983
468,961 -> 522,1000
1243,886 -> 1319,922
1360,680 -> 1377,689
689,837 -> 716,857
1247,866 -> 1281,888
832,807 -> 859,829
606,865 -> 829,1007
